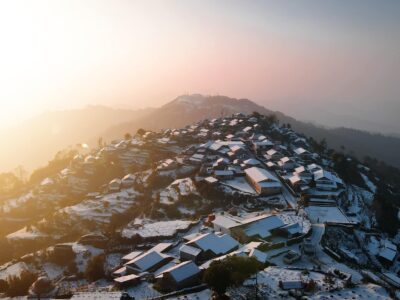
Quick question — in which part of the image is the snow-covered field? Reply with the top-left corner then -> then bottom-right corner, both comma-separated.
0,261 -> 33,280
305,206 -> 351,224
1,192 -> 33,213
160,177 -> 198,205
62,189 -> 138,223
243,267 -> 390,299
121,219 -> 194,239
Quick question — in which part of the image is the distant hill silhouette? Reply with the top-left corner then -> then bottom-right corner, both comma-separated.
1,94 -> 399,173
0,106 -> 153,172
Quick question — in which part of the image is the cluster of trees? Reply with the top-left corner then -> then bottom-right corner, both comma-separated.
203,256 -> 263,299
0,171 -> 24,196
29,149 -> 78,185
372,187 -> 400,236
0,270 -> 37,297
85,254 -> 106,282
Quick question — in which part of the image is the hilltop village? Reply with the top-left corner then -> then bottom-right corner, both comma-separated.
0,113 -> 399,299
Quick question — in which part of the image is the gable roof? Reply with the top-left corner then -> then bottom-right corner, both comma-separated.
244,167 -> 279,183
179,244 -> 202,257
157,261 -> 201,283
187,233 -> 239,255
125,250 -> 170,272
244,215 -> 285,239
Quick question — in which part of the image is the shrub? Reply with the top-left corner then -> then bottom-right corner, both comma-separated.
0,279 -> 8,293
6,270 -> 37,297
203,256 -> 262,297
85,254 -> 105,282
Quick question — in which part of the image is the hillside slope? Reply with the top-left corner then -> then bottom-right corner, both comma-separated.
0,106 -> 153,172
104,94 -> 400,168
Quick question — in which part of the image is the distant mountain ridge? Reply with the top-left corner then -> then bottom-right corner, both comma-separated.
0,105 -> 154,172
1,94 -> 399,173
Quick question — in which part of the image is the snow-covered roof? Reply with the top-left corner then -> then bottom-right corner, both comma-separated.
214,170 -> 234,176
213,214 -> 242,229
204,176 -> 218,184
293,147 -> 309,155
249,249 -> 268,263
244,215 -> 285,239
314,169 -> 335,181
125,250 -> 170,272
243,158 -> 261,166
114,273 -> 139,283
244,167 -> 279,183
157,261 -> 201,283
187,233 -> 239,255
122,251 -> 142,262
253,140 -> 274,146
179,244 -> 202,257
266,149 -> 278,156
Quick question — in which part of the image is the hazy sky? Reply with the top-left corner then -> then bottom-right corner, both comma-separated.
0,0 -> 399,131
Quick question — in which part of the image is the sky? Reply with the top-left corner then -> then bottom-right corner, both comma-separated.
0,0 -> 399,132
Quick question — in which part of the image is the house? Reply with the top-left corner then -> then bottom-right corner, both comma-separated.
307,163 -> 322,173
189,153 -> 205,165
278,157 -> 296,170
239,215 -> 285,241
229,145 -> 247,156
293,147 -> 312,160
113,274 -> 140,288
121,251 -> 142,264
179,245 -> 203,262
265,161 -> 277,170
242,158 -> 262,168
244,167 -> 282,195
204,176 -> 219,185
293,166 -> 313,183
377,240 -> 397,265
157,159 -> 178,171
264,149 -> 283,161
214,170 -> 234,180
125,250 -> 173,274
213,212 -> 305,243
249,249 -> 268,264
185,233 -> 239,260
109,178 -> 121,192
121,174 -> 135,188
248,117 -> 258,123
156,261 -> 202,292
212,214 -> 243,234
252,140 -> 274,153
313,170 -> 338,191
212,157 -> 230,170
288,175 -> 307,190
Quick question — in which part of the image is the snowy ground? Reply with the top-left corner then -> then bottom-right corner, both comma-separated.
0,262 -> 33,280
121,219 -> 195,239
6,225 -> 48,241
62,189 -> 138,223
242,267 -> 388,299
360,173 -> 377,194
159,177 -> 198,205
305,206 -> 351,224
168,288 -> 212,300
126,281 -> 161,298
0,192 -> 33,213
